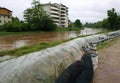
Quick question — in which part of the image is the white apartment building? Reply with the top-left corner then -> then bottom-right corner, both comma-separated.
42,3 -> 69,27
0,7 -> 12,25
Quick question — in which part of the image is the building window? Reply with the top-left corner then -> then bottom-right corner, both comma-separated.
8,16 -> 10,18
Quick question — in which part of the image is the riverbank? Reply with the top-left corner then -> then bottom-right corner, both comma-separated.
0,34 -> 91,57
0,28 -> 81,36
0,31 -> 50,37
0,29 -> 112,57
93,36 -> 120,83
0,38 -> 71,57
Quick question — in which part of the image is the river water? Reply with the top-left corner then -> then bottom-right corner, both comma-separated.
0,28 -> 101,51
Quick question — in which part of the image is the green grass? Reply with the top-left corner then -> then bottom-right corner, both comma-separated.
55,27 -> 81,32
97,36 -> 120,50
0,31 -> 43,36
97,29 -> 113,34
0,38 -> 74,57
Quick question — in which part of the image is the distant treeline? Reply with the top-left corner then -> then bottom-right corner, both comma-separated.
84,8 -> 120,30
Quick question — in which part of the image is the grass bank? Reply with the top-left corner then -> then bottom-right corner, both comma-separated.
55,27 -> 82,32
97,36 -> 120,50
0,31 -> 43,36
0,38 -> 75,57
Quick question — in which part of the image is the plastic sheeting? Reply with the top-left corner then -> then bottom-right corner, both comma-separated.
0,30 -> 120,83
0,55 -> 14,62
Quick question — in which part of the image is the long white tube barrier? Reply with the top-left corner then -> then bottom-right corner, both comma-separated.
0,30 -> 120,83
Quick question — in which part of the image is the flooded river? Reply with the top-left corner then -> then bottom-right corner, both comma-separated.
0,28 -> 101,51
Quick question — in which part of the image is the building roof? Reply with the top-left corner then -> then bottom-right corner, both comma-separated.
0,7 -> 12,12
42,2 -> 68,9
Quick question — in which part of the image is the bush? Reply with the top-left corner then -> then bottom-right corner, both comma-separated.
0,25 -> 4,31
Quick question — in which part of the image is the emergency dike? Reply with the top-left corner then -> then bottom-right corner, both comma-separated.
0,30 -> 120,83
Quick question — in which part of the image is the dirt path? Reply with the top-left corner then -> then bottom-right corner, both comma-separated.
93,39 -> 120,83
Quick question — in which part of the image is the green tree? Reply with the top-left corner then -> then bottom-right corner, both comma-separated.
115,16 -> 120,30
74,19 -> 82,28
3,17 -> 21,32
102,19 -> 110,29
2,17 -> 30,32
83,8 -> 120,30
107,8 -> 118,30
24,0 -> 44,24
24,8 -> 33,23
24,0 -> 56,31
68,22 -> 74,28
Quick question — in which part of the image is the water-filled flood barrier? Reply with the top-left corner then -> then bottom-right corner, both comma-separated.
0,30 -> 120,83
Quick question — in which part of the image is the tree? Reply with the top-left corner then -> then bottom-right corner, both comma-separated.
107,8 -> 118,30
1,17 -> 30,32
2,17 -> 21,32
24,0 -> 56,31
24,8 -> 33,23
68,22 -> 74,28
102,19 -> 110,29
74,19 -> 82,28
24,0 -> 44,24
84,8 -> 120,30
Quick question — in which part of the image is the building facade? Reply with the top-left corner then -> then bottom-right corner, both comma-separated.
0,7 -> 12,25
42,3 -> 69,27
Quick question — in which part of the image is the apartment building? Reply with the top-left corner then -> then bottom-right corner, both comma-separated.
42,3 -> 69,27
0,7 -> 12,25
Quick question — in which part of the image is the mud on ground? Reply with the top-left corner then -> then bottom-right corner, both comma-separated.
93,38 -> 120,83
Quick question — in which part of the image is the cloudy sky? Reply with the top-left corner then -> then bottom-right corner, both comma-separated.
0,0 -> 120,23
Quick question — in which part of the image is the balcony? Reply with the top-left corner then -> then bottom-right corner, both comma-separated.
51,14 -> 60,19
61,18 -> 65,20
61,10 -> 66,13
61,14 -> 66,17
51,6 -> 60,12
51,13 -> 59,16
53,19 -> 60,26
61,6 -> 67,10
53,20 -> 60,23
51,3 -> 60,9
51,11 -> 60,15
61,19 -> 66,23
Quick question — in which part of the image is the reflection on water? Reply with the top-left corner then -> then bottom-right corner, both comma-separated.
0,28 -> 101,51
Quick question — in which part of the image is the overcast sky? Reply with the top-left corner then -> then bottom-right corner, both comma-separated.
0,0 -> 120,23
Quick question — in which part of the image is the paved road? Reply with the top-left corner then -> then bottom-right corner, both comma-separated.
93,38 -> 120,83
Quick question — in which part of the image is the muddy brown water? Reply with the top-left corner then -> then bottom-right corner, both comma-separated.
0,28 -> 101,51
